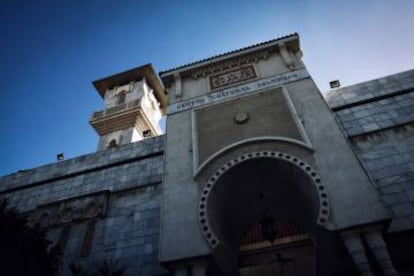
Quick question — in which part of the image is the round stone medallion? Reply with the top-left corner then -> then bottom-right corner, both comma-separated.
233,112 -> 249,124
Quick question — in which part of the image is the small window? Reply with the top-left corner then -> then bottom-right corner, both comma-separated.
142,130 -> 152,138
117,91 -> 127,105
108,139 -> 118,148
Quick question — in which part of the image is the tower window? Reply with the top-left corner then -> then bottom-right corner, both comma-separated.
142,130 -> 152,138
117,91 -> 127,105
108,139 -> 118,149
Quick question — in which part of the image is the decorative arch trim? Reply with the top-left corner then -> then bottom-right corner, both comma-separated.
194,136 -> 313,177
198,150 -> 329,248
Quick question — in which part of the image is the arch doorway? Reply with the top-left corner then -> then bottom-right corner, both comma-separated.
199,151 -> 341,276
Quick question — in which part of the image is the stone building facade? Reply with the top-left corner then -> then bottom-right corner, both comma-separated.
325,70 -> 414,274
0,34 -> 413,275
0,137 -> 166,275
326,69 -> 414,232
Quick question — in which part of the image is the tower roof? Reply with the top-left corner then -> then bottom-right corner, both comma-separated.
93,64 -> 168,114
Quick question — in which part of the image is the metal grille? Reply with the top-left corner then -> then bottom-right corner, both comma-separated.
240,220 -> 305,245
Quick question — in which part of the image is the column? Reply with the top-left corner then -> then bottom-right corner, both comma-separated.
363,229 -> 399,276
341,230 -> 374,276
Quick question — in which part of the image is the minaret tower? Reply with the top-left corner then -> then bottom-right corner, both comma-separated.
90,64 -> 167,151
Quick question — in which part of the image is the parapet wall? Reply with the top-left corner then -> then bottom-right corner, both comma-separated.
0,136 -> 167,276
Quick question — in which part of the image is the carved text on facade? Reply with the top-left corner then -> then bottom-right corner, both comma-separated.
210,66 -> 257,90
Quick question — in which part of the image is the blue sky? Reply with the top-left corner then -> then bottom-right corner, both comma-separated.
1,0 -> 413,176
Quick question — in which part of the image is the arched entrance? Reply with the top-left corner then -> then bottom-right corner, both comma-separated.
198,151 -> 334,275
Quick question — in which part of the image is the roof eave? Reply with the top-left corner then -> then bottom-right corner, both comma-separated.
159,33 -> 300,80
92,64 -> 168,114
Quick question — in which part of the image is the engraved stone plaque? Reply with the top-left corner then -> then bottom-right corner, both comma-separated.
209,65 -> 257,90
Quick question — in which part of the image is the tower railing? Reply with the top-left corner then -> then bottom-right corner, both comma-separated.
90,99 -> 141,121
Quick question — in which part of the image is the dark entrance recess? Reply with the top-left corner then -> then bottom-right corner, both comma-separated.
204,157 -> 355,275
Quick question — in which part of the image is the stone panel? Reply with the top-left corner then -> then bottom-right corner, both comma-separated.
370,141 -> 414,233
334,92 -> 414,137
0,137 -> 167,275
195,88 -> 303,165
327,70 -> 414,233
64,185 -> 167,275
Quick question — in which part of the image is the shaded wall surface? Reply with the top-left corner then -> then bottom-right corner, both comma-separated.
0,136 -> 167,276
326,69 -> 414,274
326,69 -> 414,233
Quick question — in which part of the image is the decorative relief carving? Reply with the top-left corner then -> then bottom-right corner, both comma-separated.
30,192 -> 108,227
210,66 -> 257,90
79,219 -> 97,257
58,224 -> 72,253
83,201 -> 101,219
190,51 -> 268,79
38,211 -> 55,228
233,112 -> 250,124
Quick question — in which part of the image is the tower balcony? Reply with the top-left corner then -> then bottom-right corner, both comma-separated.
89,98 -> 161,136
90,99 -> 141,121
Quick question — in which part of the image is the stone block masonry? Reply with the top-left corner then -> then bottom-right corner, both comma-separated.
326,69 -> 414,233
334,91 -> 414,137
352,124 -> 414,232
0,136 -> 168,276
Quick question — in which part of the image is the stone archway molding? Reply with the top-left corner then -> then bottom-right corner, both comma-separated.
198,150 -> 329,248
194,136 -> 314,177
